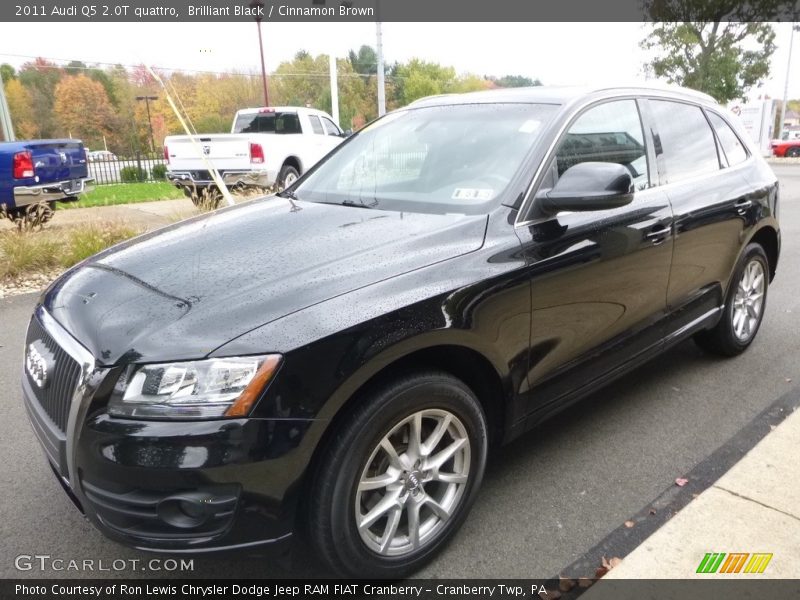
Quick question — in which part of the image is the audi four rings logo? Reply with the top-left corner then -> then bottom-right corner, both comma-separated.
26,342 -> 51,389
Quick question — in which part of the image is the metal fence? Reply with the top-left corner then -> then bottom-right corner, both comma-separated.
88,153 -> 168,185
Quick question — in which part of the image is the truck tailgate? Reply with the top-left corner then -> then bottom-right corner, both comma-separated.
27,140 -> 88,182
165,135 -> 252,171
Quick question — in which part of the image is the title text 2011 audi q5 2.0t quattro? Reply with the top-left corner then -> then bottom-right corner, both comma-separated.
22,85 -> 779,577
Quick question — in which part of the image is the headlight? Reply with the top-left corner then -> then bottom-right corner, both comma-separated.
108,355 -> 281,419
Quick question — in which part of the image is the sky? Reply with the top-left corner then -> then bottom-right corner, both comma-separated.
1,21 -> 798,102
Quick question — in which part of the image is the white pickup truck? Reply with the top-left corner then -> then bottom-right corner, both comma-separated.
164,106 -> 345,203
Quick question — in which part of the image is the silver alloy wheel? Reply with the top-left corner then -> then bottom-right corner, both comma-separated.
284,171 -> 298,186
354,409 -> 471,557
732,258 -> 766,342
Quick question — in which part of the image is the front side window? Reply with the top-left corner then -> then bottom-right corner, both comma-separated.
293,103 -> 559,214
321,117 -> 341,136
309,115 -> 325,135
649,100 -> 720,183
707,111 -> 748,166
554,99 -> 649,191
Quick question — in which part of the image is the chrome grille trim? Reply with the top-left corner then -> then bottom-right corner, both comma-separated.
32,306 -> 96,486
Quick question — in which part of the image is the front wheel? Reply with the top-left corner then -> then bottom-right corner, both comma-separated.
786,147 -> 800,158
307,371 -> 488,578
694,243 -> 769,356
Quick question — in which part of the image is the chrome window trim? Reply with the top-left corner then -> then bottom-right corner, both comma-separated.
35,306 -> 96,487
513,91 -> 750,229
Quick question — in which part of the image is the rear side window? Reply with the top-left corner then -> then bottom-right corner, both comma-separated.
707,112 -> 748,166
649,100 -> 720,183
555,99 -> 650,190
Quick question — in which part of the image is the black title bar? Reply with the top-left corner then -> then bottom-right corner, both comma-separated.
3,0 -> 800,22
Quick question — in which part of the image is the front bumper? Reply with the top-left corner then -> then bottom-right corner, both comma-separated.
21,307 -> 312,554
13,177 -> 94,208
167,170 -> 274,190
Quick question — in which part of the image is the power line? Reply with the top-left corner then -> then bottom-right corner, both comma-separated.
0,52 -> 405,80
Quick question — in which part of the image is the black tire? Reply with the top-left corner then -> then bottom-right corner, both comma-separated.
277,164 -> 300,188
786,146 -> 800,158
307,371 -> 488,578
694,243 -> 769,356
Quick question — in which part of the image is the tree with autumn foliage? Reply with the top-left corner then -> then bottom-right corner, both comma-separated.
4,79 -> 37,139
53,74 -> 117,148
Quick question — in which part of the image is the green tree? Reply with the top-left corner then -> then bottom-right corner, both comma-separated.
394,59 -> 456,105
0,63 -> 15,83
348,45 -> 378,75
640,2 -> 783,102
494,75 -> 542,88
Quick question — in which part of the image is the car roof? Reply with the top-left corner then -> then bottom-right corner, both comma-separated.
407,84 -> 718,109
236,106 -> 330,116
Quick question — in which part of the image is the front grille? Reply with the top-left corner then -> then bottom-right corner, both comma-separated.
24,316 -> 81,433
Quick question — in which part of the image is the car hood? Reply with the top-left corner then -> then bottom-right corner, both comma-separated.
43,197 -> 487,365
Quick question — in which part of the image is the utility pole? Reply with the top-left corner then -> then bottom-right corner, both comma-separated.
376,21 -> 386,116
329,53 -> 340,126
136,95 -> 158,152
250,0 -> 270,106
0,74 -> 15,142
778,23 -> 798,138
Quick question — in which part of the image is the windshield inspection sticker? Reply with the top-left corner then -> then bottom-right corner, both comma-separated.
452,188 -> 494,201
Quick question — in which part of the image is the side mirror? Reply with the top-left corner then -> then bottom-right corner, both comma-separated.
535,161 -> 634,216
339,129 -> 353,138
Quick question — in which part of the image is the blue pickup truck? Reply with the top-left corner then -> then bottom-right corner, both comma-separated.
0,139 -> 93,225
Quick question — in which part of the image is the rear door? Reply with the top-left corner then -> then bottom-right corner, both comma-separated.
645,99 -> 757,325
27,140 -> 88,182
517,98 -> 674,419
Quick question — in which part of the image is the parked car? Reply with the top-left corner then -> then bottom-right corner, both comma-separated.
164,106 -> 345,206
0,139 -> 93,225
771,138 -> 800,157
88,150 -> 118,162
22,86 -> 779,577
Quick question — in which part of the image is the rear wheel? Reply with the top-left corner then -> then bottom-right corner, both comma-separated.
277,165 -> 300,189
694,243 -> 769,356
786,146 -> 800,158
307,371 -> 488,578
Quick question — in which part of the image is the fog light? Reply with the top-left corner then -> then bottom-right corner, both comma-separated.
157,494 -> 212,529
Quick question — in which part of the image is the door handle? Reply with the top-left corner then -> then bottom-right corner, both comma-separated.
645,225 -> 671,244
735,199 -> 753,214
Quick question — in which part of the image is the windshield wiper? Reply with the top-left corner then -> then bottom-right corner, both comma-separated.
341,199 -> 378,209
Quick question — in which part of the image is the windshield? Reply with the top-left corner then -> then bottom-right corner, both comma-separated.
293,103 -> 559,214
233,111 -> 301,134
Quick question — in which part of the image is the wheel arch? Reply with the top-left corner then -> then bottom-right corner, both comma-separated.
281,155 -> 303,174
747,224 -> 779,281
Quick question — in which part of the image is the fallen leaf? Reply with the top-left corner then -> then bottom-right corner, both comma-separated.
675,477 -> 689,487
624,520 -> 635,528
602,556 -> 612,570
770,424 -> 777,431
558,577 -> 575,592
649,508 -> 657,515
608,557 -> 623,568
578,577 -> 593,588
595,566 -> 609,578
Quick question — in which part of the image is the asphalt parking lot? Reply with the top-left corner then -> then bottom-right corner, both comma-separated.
1,164 -> 798,579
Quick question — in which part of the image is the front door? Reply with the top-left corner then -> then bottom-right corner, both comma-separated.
515,98 -> 674,421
